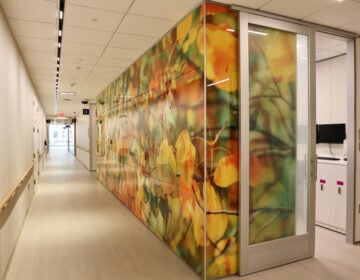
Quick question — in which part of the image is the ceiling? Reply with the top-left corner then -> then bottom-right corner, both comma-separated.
0,0 -> 359,119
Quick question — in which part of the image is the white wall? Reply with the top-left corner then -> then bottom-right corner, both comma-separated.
76,113 -> 91,170
0,9 -> 45,279
316,55 -> 347,157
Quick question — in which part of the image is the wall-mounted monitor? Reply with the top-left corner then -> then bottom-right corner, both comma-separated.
316,123 -> 346,144
83,109 -> 89,115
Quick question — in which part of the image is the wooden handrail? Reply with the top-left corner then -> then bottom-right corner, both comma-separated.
0,161 -> 34,229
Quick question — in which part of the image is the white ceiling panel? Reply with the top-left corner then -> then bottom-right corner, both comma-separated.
23,59 -> 56,69
1,0 -> 57,23
16,37 -> 56,52
109,33 -> 157,50
29,67 -> 57,75
97,57 -> 134,67
67,0 -> 134,13
21,50 -> 56,62
261,0 -> 332,19
89,71 -> 119,79
102,47 -> 142,60
341,18 -> 360,34
60,53 -> 99,65
92,65 -> 124,73
118,14 -> 175,37
304,1 -> 360,27
8,19 -> 57,40
60,62 -> 94,72
62,26 -> 113,46
61,41 -> 104,56
213,0 -> 271,9
65,4 -> 124,31
129,0 -> 201,21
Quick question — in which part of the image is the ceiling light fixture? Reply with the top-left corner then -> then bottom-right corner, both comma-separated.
54,0 -> 65,115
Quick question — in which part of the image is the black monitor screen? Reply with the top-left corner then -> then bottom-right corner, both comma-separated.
316,123 -> 346,144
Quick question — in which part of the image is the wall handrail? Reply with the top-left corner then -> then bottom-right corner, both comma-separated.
0,161 -> 34,229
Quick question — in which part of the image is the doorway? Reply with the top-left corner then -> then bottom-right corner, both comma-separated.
315,32 -> 356,241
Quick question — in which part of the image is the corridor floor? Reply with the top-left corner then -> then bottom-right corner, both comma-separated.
6,148 -> 360,280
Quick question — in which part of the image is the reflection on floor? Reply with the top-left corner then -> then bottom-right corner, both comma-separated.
6,148 -> 360,280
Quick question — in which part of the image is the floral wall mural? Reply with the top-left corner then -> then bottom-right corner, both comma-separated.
96,3 -> 238,279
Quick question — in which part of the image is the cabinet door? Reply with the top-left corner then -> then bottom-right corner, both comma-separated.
316,163 -> 336,226
334,165 -> 347,232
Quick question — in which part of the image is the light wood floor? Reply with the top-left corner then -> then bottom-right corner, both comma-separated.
5,148 -> 360,280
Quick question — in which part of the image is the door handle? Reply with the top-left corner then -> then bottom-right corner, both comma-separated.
338,187 -> 341,194
320,184 -> 323,191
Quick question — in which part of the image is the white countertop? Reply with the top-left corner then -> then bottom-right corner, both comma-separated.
317,155 -> 348,166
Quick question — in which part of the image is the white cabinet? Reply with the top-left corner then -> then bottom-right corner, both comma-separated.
316,161 -> 347,234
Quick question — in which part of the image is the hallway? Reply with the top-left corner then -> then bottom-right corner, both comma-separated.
5,148 -> 199,280
5,148 -> 360,280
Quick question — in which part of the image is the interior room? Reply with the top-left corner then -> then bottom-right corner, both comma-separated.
315,32 -> 351,236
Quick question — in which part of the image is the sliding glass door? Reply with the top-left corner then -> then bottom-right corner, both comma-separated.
239,13 -> 316,275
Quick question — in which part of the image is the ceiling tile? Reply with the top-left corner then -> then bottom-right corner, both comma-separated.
212,0 -> 272,9
102,47 -> 142,60
129,0 -> 201,21
1,0 -> 57,23
60,62 -> 94,72
22,50 -> 56,62
23,59 -> 56,69
60,53 -> 98,65
89,71 -> 119,79
30,67 -> 57,75
65,4 -> 124,31
304,1 -> 360,28
61,41 -> 104,56
67,0 -> 133,13
117,14 -> 175,37
96,57 -> 134,67
62,26 -> 113,46
341,18 -> 360,34
261,0 -> 332,19
8,19 -> 57,40
109,33 -> 157,50
92,65 -> 124,73
16,37 -> 56,52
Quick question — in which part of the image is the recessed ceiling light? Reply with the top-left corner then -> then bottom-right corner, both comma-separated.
57,57 -> 60,62
60,10 -> 63,20
58,42 -> 61,48
58,30 -> 62,37
60,92 -> 77,96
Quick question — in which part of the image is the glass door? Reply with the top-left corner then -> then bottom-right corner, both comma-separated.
239,12 -> 316,275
